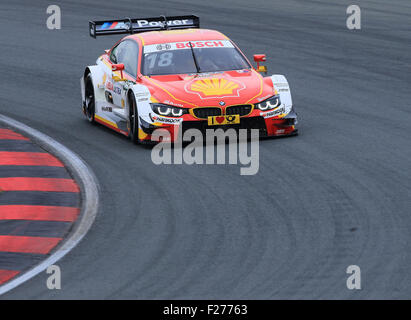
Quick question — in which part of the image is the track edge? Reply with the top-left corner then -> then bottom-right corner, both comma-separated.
0,114 -> 99,296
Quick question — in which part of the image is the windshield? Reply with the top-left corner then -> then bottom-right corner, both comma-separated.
141,40 -> 251,76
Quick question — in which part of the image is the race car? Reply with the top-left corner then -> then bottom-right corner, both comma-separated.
80,15 -> 298,144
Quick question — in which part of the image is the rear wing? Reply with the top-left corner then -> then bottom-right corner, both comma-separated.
89,15 -> 200,38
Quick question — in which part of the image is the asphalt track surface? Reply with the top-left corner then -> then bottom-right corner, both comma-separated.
1,0 -> 410,299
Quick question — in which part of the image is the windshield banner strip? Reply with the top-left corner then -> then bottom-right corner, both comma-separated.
144,40 -> 234,53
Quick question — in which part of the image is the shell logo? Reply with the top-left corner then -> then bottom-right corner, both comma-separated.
190,78 -> 239,97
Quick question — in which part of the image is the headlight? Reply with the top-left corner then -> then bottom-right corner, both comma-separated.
151,103 -> 188,117
256,95 -> 281,111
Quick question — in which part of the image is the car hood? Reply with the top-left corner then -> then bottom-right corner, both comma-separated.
142,69 -> 274,108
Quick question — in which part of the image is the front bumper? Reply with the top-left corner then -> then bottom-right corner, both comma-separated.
139,108 -> 298,143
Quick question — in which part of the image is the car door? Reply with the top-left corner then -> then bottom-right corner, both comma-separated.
108,39 -> 139,108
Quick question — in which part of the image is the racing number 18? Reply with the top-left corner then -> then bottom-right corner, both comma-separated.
146,52 -> 173,68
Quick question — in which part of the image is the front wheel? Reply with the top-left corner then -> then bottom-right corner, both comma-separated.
129,93 -> 140,144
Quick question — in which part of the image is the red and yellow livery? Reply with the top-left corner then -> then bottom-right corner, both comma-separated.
81,15 -> 298,144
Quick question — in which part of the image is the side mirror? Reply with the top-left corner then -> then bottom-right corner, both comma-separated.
112,63 -> 124,72
112,63 -> 126,81
253,54 -> 267,74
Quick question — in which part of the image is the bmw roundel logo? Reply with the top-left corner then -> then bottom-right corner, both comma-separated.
219,101 -> 225,106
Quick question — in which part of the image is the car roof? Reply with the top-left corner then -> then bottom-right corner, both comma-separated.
124,28 -> 228,46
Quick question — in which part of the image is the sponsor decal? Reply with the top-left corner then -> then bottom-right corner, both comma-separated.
138,98 -> 149,102
192,79 -> 238,96
163,100 -> 184,107
261,106 -> 286,118
105,81 -> 114,91
135,19 -> 193,29
150,114 -> 182,124
102,106 -> 113,112
185,77 -> 246,99
113,87 -> 121,94
207,114 -> 240,126
156,43 -> 172,51
175,41 -> 225,49
144,40 -> 233,53
134,92 -> 148,97
99,21 -> 131,30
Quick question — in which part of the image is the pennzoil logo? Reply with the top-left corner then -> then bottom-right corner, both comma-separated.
185,78 -> 245,99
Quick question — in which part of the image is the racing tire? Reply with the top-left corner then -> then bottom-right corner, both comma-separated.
129,93 -> 141,145
84,74 -> 95,123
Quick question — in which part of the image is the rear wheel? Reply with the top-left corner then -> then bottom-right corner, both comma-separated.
129,93 -> 140,144
84,74 -> 95,122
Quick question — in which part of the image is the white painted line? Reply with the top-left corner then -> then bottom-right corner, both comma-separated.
0,114 -> 99,295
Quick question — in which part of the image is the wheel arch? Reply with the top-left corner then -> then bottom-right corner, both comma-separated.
271,74 -> 293,107
82,65 -> 105,103
125,84 -> 153,123
126,89 -> 135,120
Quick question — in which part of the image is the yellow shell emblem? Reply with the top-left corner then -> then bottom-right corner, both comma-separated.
190,78 -> 239,96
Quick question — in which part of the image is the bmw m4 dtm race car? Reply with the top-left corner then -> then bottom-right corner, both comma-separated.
80,15 -> 298,144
